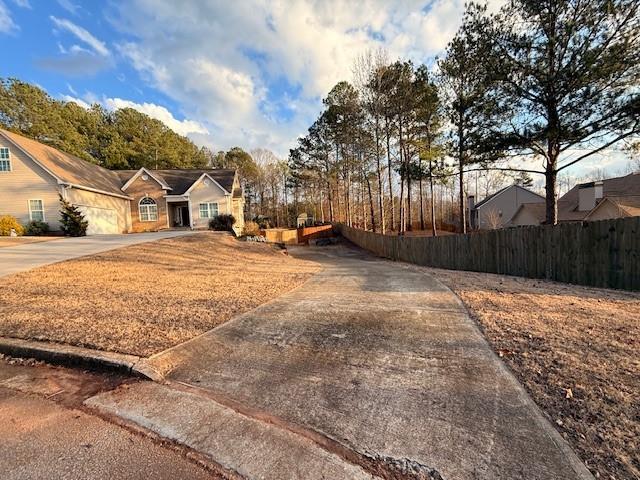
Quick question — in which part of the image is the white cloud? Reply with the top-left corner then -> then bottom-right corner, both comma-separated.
11,0 -> 30,8
50,16 -> 109,56
60,94 -> 90,109
57,0 -> 80,16
103,98 -> 209,137
107,0 -> 508,155
58,92 -> 209,138
0,0 -> 18,34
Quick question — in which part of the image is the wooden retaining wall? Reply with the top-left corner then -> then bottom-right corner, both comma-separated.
337,217 -> 640,291
297,224 -> 334,244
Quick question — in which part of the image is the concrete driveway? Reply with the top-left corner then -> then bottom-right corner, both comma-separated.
0,231 -> 195,278
88,244 -> 593,480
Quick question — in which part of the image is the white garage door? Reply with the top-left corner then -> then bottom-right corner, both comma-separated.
77,205 -> 120,235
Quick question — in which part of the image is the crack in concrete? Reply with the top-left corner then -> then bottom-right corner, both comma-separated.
360,453 -> 445,480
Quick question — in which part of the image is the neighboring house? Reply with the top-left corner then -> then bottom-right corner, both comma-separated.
296,213 -> 314,228
511,172 -> 640,226
468,184 -> 544,230
0,128 -> 244,235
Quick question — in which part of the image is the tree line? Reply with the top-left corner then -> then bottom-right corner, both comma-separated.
0,78 -> 209,169
289,0 -> 640,234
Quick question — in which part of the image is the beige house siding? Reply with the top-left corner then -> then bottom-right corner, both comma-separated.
231,176 -> 244,235
511,207 -> 543,226
477,186 -> 544,229
232,198 -> 244,234
124,175 -> 168,232
586,200 -> 627,221
65,187 -> 131,234
189,177 -> 230,229
0,138 -> 63,230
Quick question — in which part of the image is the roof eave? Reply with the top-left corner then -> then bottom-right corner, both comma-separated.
62,183 -> 134,200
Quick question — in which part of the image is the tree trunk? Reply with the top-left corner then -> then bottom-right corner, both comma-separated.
346,166 -> 352,226
398,175 -> 405,234
398,117 -> 405,233
545,160 -> 558,225
458,121 -> 467,234
419,154 -> 425,231
335,181 -> 341,223
385,115 -> 395,231
429,160 -> 437,237
375,116 -> 385,234
326,176 -> 334,222
365,168 -> 376,233
406,148 -> 412,231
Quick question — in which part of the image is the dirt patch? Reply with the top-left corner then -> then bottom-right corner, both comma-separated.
427,267 -> 639,480
0,353 -> 130,408
0,236 -> 62,248
0,233 -> 320,357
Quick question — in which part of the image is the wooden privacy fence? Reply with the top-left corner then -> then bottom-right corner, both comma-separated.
337,217 -> 640,291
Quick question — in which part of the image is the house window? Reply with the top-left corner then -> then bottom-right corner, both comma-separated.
199,202 -> 219,218
29,199 -> 45,222
0,147 -> 10,171
139,197 -> 158,222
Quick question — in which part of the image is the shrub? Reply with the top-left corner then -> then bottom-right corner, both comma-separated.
0,215 -> 24,236
59,195 -> 88,236
242,221 -> 261,236
208,214 -> 235,232
25,220 -> 50,236
253,215 -> 272,229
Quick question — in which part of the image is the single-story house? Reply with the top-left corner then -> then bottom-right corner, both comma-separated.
511,172 -> 640,226
0,128 -> 244,235
468,184 -> 544,230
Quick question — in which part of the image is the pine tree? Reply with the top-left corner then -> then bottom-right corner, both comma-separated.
439,4 -> 508,233
59,195 -> 88,236
486,0 -> 640,224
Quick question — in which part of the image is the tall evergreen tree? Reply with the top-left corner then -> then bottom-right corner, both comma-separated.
487,0 -> 640,224
439,5 -> 507,233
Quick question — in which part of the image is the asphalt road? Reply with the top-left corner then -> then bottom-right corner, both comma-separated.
0,359 -> 218,480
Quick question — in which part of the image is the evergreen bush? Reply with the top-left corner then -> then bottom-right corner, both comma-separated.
59,196 -> 88,236
208,214 -> 235,232
25,220 -> 50,236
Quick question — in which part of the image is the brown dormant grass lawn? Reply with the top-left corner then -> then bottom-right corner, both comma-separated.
0,232 -> 320,357
427,267 -> 639,480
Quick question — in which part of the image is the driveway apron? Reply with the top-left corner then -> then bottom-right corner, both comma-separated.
143,245 -> 592,479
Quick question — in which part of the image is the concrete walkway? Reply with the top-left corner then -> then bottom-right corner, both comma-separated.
0,231 -> 194,278
88,244 -> 593,480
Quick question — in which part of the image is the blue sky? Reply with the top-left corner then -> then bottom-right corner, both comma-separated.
0,0 -> 634,183
0,0 -> 481,155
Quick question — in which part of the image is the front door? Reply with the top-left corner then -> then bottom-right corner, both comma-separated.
179,206 -> 190,227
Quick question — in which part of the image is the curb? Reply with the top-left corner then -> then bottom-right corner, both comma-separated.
0,337 -> 164,382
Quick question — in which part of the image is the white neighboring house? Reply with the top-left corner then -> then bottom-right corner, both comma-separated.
469,184 -> 545,230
